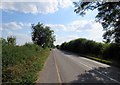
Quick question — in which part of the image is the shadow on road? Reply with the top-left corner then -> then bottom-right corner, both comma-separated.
69,66 -> 120,84
60,50 -> 87,58
60,50 -> 81,57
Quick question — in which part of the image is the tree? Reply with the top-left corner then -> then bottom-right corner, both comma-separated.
31,22 -> 55,48
0,38 -> 7,46
56,45 -> 60,49
73,1 -> 120,44
7,36 -> 16,46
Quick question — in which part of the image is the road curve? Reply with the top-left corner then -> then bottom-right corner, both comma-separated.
36,49 -> 120,84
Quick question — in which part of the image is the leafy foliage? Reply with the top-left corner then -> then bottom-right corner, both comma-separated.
7,36 -> 16,46
60,38 -> 120,64
56,45 -> 60,49
0,38 -> 7,46
0,36 -> 16,46
60,38 -> 103,56
31,22 -> 55,48
2,43 -> 50,83
73,1 -> 120,44
102,43 -> 120,61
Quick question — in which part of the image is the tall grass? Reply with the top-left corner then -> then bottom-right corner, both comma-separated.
2,43 -> 50,83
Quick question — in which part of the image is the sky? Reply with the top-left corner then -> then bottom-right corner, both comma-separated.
0,0 -> 104,45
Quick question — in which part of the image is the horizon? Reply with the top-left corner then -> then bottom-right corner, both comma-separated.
1,1 -> 104,45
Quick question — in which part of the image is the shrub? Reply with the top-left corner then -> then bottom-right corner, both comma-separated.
2,44 -> 50,83
60,38 -> 120,64
102,43 -> 120,61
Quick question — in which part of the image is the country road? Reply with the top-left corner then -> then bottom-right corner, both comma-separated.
36,49 -> 120,84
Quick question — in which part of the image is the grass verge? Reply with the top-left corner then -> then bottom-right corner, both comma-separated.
86,56 -> 112,65
2,44 -> 50,84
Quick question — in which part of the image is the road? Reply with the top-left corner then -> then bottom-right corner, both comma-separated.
36,49 -> 120,84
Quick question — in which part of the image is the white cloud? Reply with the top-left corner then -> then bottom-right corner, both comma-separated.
2,22 -> 31,30
48,20 -> 104,44
55,35 -> 80,45
1,0 -> 73,14
66,20 -> 94,32
0,23 -> 2,31
86,22 -> 104,42
59,0 -> 72,8
15,33 -> 32,45
2,22 -> 32,45
3,22 -> 22,30
47,20 -> 100,32
3,30 -> 32,45
2,20 -> 104,45
46,24 -> 66,31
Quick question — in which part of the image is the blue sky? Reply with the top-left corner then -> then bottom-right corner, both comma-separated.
1,0 -> 104,45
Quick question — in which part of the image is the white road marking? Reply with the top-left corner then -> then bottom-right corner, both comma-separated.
66,55 -> 120,84
79,57 -> 110,67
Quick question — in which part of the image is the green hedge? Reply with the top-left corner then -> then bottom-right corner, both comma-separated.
60,38 -> 120,64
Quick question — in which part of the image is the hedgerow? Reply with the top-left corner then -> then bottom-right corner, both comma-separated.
60,38 -> 120,65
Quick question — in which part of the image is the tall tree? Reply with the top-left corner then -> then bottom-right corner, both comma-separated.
0,38 -> 7,46
31,22 -> 55,47
73,1 -> 120,44
7,36 -> 16,46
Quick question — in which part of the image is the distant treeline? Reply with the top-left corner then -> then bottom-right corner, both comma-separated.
59,38 -> 120,64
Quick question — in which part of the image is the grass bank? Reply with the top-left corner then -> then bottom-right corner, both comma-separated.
79,53 -> 120,68
85,56 -> 112,65
85,56 -> 120,68
2,44 -> 50,84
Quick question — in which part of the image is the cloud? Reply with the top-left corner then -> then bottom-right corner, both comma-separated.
15,33 -> 32,45
46,24 -> 66,31
55,35 -> 80,45
3,22 -> 22,30
47,20 -> 104,44
86,22 -> 104,42
2,20 -> 104,45
3,29 -> 32,45
0,23 -> 2,31
1,0 -> 73,14
2,22 -> 31,30
59,0 -> 72,8
47,20 -> 101,32
66,20 -> 94,32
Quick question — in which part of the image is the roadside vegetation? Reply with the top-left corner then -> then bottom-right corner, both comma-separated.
59,38 -> 120,67
74,1 -> 120,44
2,43 -> 50,83
58,1 -> 119,67
1,22 -> 55,83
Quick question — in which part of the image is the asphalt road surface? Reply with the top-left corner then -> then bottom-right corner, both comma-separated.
36,49 -> 120,84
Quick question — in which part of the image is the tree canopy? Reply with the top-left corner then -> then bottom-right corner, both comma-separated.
60,38 -> 120,64
31,22 -> 55,47
7,36 -> 16,46
73,1 -> 120,44
0,38 -> 7,46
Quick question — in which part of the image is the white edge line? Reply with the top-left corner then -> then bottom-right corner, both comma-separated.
68,56 -> 120,84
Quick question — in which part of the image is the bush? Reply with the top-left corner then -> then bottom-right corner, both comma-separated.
2,44 -> 50,83
102,43 -> 120,61
60,38 -> 120,64
60,38 -> 103,56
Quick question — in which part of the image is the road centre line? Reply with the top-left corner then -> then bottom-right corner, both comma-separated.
53,51 -> 62,83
